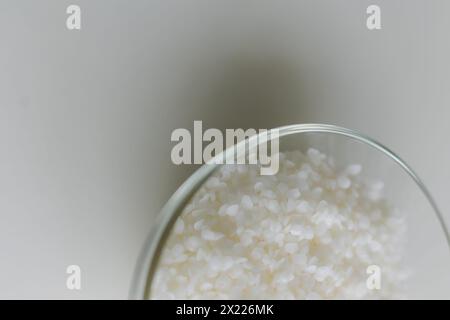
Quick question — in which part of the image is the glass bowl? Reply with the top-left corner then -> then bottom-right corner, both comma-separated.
130,123 -> 450,299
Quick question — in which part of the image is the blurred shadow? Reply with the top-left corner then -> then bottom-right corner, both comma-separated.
186,51 -> 311,130
165,45 -> 313,188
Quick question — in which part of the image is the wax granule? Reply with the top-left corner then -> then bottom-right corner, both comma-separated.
151,149 -> 407,299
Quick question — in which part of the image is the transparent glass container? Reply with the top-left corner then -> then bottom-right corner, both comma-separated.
130,124 -> 450,299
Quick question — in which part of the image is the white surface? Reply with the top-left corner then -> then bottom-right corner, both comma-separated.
1,0 -> 449,299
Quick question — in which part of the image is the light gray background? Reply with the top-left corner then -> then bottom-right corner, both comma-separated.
0,0 -> 449,298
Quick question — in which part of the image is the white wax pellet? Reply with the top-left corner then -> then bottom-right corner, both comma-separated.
152,150 -> 406,300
